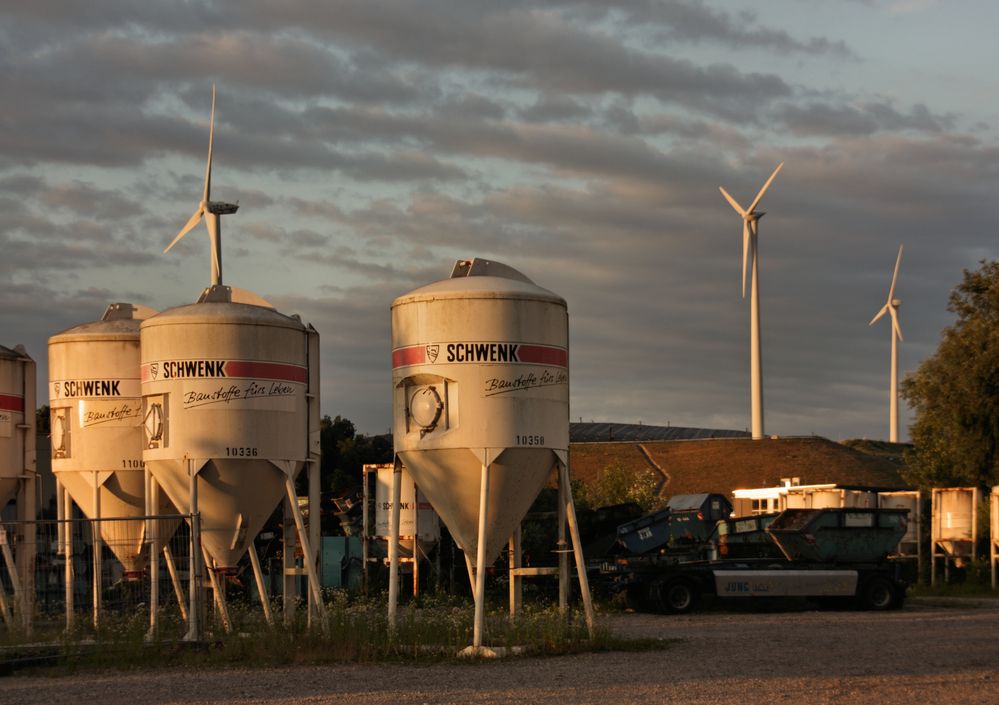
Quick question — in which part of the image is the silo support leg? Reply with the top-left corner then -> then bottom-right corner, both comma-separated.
162,545 -> 188,623
202,547 -> 231,633
472,460 -> 490,651
557,469 -> 568,613
184,459 -> 204,642
146,471 -> 160,640
509,525 -> 522,620
0,578 -> 10,626
248,546 -> 273,625
387,460 -> 402,635
1,535 -> 22,625
284,477 -> 327,632
61,484 -> 75,633
92,474 -> 102,630
559,461 -> 596,639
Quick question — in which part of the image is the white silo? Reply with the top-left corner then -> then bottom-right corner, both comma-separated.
141,86 -> 323,635
0,345 -> 35,509
141,295 -> 317,570
931,487 -> 979,585
0,343 -> 36,630
49,303 -> 177,579
391,258 -> 593,652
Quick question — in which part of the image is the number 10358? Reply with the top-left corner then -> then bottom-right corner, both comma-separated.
516,434 -> 545,446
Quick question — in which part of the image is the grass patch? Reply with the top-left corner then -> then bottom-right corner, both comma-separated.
1,591 -> 673,673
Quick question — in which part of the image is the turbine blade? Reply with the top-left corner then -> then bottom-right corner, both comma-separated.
890,306 -> 903,342
869,303 -> 888,326
203,84 -> 216,203
719,186 -> 747,216
741,221 -> 749,298
164,206 -> 204,253
747,161 -> 784,214
887,243 -> 903,302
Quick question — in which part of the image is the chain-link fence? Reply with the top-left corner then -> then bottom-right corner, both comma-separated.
0,514 -> 202,640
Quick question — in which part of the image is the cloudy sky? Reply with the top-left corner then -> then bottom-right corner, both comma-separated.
2,0 -> 997,441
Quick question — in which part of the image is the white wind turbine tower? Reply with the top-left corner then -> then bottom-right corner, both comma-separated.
869,244 -> 904,443
719,162 -> 784,441
164,85 -> 238,285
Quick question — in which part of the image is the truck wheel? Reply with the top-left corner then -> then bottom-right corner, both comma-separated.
654,579 -> 698,614
860,578 -> 895,610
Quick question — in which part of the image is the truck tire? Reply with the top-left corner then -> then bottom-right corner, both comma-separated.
653,579 -> 699,615
859,577 -> 895,610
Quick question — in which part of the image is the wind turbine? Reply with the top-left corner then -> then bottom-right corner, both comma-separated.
719,162 -> 784,441
164,85 -> 238,286
869,244 -> 904,443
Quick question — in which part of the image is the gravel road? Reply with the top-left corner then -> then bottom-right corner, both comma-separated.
2,601 -> 997,705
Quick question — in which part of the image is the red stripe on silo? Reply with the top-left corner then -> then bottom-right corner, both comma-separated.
517,345 -> 567,367
224,361 -> 308,383
392,346 -> 426,368
0,394 -> 24,412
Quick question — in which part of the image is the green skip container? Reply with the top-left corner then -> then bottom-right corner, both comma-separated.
765,508 -> 909,563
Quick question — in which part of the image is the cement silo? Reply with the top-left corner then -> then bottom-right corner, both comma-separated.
49,304 -> 174,573
141,292 -> 318,569
144,86 -> 323,636
0,343 -> 36,630
391,258 -> 593,652
0,344 -> 35,510
931,487 -> 979,585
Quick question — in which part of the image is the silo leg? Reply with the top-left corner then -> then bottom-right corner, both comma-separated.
162,545 -> 188,623
560,462 -> 596,638
146,470 -> 160,639
61,483 -> 75,633
0,537 -> 19,613
472,460 -> 490,650
91,474 -> 102,630
557,466 -> 568,613
248,545 -> 273,625
284,477 -> 327,632
387,459 -> 402,635
184,459 -> 203,642
202,546 -> 231,632
508,524 -> 522,620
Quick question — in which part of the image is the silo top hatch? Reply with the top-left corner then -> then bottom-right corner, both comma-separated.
0,344 -> 27,360
392,258 -> 565,307
141,301 -> 306,332
49,303 -> 157,343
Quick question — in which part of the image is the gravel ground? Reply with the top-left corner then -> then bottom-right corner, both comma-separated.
2,600 -> 998,705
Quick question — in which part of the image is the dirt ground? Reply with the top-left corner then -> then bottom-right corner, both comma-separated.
2,599 -> 998,705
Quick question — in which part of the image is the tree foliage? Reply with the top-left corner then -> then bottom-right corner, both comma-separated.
901,260 -> 999,489
319,415 -> 392,495
576,462 -> 663,511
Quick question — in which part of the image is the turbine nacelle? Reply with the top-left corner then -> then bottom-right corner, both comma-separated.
719,162 -> 783,298
870,245 -> 904,341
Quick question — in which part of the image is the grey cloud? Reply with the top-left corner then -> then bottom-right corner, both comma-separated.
776,100 -> 955,137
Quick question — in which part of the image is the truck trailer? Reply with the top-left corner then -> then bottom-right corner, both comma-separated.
598,507 -> 910,614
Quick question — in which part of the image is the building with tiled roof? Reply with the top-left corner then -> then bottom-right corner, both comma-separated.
568,425 -> 909,503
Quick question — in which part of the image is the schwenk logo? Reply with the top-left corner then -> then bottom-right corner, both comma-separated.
54,382 -> 61,396
426,344 -> 439,363
150,363 -> 159,380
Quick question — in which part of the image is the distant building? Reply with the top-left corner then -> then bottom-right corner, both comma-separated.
568,424 -> 909,506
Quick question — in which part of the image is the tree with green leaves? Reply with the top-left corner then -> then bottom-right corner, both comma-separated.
901,260 -> 999,489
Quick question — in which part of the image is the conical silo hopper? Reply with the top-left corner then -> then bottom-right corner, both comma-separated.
0,344 -> 35,510
140,288 -> 319,570
392,259 -> 570,567
49,303 -> 179,575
